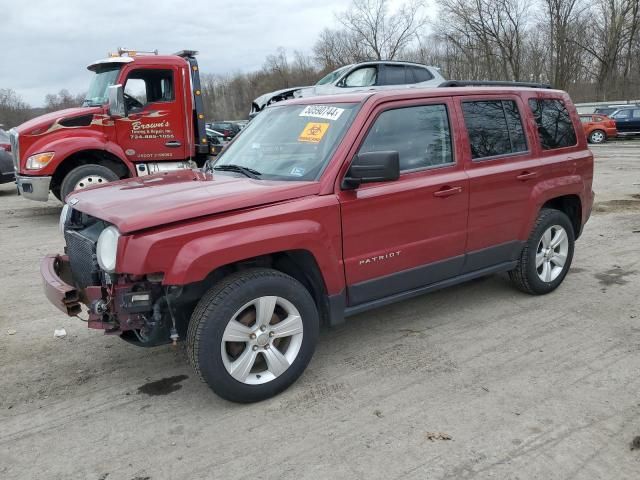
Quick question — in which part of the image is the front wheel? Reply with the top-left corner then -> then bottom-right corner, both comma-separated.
187,268 -> 319,403
60,164 -> 120,201
588,129 -> 606,144
509,209 -> 575,295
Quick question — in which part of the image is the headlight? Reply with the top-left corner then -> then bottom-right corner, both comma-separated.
58,204 -> 70,235
26,152 -> 55,170
97,226 -> 120,272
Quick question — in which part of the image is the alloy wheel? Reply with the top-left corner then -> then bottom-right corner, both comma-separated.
220,296 -> 304,385
536,225 -> 569,282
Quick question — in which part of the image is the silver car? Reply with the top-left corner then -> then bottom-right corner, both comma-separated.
250,61 -> 445,117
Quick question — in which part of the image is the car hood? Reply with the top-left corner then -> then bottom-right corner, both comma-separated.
68,169 -> 320,233
252,86 -> 309,111
16,106 -> 103,135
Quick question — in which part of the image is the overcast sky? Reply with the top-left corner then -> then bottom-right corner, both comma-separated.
0,0 -> 372,106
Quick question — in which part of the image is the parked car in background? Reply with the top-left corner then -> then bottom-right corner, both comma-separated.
43,82 -> 593,403
0,129 -> 16,184
609,107 -> 640,137
250,61 -> 446,117
206,127 -> 229,155
208,122 -> 241,138
579,114 -> 617,144
593,106 -> 633,116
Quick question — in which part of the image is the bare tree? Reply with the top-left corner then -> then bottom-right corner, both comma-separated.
337,0 -> 428,60
0,89 -> 32,128
44,89 -> 85,112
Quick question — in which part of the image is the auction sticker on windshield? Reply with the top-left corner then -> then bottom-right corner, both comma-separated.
298,122 -> 330,143
299,105 -> 345,121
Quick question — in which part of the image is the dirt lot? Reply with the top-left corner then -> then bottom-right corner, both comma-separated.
1,143 -> 639,480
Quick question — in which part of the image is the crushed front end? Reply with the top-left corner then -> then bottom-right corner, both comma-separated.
41,206 -> 182,346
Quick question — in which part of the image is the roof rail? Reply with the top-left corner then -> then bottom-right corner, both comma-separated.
439,80 -> 552,89
174,50 -> 199,58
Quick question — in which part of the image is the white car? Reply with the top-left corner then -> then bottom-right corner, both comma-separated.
250,61 -> 445,117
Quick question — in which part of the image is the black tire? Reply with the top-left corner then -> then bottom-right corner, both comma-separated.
588,129 -> 606,144
60,164 -> 120,201
187,268 -> 319,403
509,209 -> 575,295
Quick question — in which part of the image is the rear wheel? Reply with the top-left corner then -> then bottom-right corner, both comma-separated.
187,268 -> 319,403
588,129 -> 606,144
60,164 -> 119,201
509,209 -> 575,295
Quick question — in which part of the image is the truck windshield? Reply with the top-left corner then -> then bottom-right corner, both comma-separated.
212,103 -> 358,181
83,66 -> 121,107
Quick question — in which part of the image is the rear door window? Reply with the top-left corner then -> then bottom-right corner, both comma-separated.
528,99 -> 577,149
462,100 -> 528,159
359,104 -> 454,171
381,65 -> 408,85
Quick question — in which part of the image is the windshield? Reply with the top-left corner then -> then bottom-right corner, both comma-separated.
315,65 -> 351,86
83,66 -> 121,107
211,103 -> 359,181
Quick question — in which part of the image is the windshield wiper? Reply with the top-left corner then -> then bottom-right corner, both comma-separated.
213,164 -> 262,179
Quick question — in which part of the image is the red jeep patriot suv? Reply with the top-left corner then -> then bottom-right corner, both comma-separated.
42,82 -> 594,402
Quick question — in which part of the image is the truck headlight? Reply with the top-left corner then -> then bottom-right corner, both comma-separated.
97,226 -> 120,273
26,152 -> 55,170
58,204 -> 70,235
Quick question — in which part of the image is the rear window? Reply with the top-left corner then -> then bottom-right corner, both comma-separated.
528,99 -> 577,149
462,100 -> 528,159
410,66 -> 433,83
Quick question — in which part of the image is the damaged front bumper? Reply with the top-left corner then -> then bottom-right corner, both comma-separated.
40,254 -> 82,316
41,253 -> 176,344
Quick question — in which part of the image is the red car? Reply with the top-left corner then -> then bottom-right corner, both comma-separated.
579,113 -> 617,144
42,83 -> 594,402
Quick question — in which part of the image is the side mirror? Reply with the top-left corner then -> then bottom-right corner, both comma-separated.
107,84 -> 126,118
342,151 -> 400,189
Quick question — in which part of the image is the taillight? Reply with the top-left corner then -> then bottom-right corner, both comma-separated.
0,143 -> 11,152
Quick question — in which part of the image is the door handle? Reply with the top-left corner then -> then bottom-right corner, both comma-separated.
516,171 -> 538,181
165,141 -> 182,148
433,186 -> 462,197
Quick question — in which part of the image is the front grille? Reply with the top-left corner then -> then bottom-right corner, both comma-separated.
65,230 -> 100,288
9,129 -> 19,171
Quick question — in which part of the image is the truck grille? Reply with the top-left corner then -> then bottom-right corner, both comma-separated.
9,129 -> 19,171
65,230 -> 100,288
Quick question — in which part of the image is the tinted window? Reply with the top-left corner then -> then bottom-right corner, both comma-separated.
462,100 -> 528,159
612,109 -> 631,119
410,66 -> 433,83
528,99 -> 577,149
359,104 -> 453,171
382,65 -> 407,85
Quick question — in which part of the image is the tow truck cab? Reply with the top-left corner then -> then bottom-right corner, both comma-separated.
11,49 -> 209,202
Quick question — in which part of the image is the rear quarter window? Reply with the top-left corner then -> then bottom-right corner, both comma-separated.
462,100 -> 528,159
528,99 -> 577,149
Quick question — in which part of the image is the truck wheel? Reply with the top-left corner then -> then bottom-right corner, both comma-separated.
509,209 -> 575,295
60,164 -> 120,201
588,129 -> 606,144
187,268 -> 319,403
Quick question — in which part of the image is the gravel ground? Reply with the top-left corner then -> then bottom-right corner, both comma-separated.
1,142 -> 639,480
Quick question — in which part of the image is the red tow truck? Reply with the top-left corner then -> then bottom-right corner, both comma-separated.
10,49 -> 210,202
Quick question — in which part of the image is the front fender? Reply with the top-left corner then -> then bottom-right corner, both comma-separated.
23,132 -> 134,176
166,219 -> 343,292
118,196 -> 345,295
